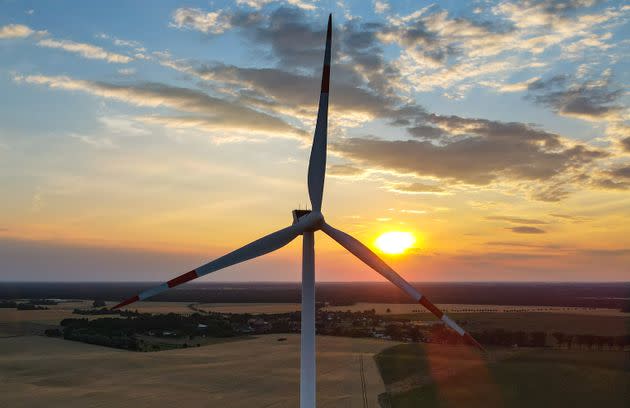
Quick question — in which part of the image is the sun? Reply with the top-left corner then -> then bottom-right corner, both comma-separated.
374,231 -> 416,255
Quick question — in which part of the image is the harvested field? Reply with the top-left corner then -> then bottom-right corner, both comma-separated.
0,334 -> 391,408
196,302 -> 302,314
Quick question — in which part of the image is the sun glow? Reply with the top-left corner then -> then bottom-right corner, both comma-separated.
374,231 -> 416,255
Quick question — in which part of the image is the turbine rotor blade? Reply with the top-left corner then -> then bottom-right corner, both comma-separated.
113,222 -> 306,309
322,222 -> 484,351
307,14 -> 332,212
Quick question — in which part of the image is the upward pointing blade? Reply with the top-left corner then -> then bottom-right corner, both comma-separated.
112,223 -> 305,309
307,14 -> 332,212
322,222 -> 485,352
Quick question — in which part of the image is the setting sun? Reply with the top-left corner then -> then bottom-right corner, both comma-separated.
374,231 -> 416,255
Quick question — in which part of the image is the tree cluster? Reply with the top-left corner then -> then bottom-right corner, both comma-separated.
1,300 -> 55,310
470,328 -> 547,347
60,312 -> 237,351
92,299 -> 107,308
552,332 -> 629,351
17,303 -> 48,310
72,307 -> 138,316
27,299 -> 59,305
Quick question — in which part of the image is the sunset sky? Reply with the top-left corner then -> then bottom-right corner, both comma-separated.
1,0 -> 628,282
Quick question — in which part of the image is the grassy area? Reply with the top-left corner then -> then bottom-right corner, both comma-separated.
135,334 -> 255,351
375,343 -> 630,408
385,312 -> 630,336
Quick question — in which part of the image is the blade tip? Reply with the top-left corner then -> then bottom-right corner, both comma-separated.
112,295 -> 139,310
464,332 -> 486,353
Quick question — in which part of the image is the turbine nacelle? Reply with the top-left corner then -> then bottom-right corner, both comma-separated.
293,209 -> 324,231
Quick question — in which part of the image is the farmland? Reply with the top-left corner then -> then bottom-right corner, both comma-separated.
0,295 -> 628,407
0,333 -> 391,407
375,343 -> 630,408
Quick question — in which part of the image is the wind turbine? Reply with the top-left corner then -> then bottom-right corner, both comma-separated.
113,14 -> 483,408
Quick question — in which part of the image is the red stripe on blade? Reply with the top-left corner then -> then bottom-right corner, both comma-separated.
419,297 -> 444,319
112,295 -> 139,310
167,270 -> 198,288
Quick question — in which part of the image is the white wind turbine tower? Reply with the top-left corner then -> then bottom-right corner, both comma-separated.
113,14 -> 483,408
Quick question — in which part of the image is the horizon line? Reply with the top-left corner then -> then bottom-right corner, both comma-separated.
2,280 -> 628,284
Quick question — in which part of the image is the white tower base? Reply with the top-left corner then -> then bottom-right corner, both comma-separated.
300,230 -> 316,408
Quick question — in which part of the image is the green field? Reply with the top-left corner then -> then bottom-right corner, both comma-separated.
386,312 -> 630,336
375,343 -> 630,408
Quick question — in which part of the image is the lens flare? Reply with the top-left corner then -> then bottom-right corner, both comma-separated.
375,231 -> 415,254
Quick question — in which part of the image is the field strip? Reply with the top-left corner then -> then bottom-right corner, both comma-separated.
384,346 -> 528,396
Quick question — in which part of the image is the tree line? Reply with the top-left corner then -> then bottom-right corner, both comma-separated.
551,332 -> 629,351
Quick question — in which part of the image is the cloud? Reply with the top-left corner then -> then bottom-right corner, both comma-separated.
579,248 -> 630,257
113,38 -> 143,49
159,4 -> 609,202
388,182 -> 444,194
549,213 -> 590,223
484,241 -> 559,249
377,0 -> 625,96
188,62 -> 406,127
11,4 -> 617,205
162,2 -> 628,109
509,226 -> 546,234
486,216 -> 548,225
483,242 -> 630,259
398,209 -> 427,215
13,74 -> 303,139
117,68 -> 136,76
593,164 -> 630,190
327,164 -> 364,176
604,123 -> 630,154
407,125 -> 445,139
0,24 -> 34,39
170,8 -> 233,34
37,38 -> 133,63
333,115 -> 605,186
194,6 -> 406,101
135,115 -> 303,141
526,74 -> 626,121
236,7 -> 328,68
610,165 -> 630,179
495,0 -> 602,28
382,8 -> 513,62
159,7 -> 414,129
236,0 -> 317,11
69,133 -> 116,149
377,7 -> 524,94
374,1 -> 390,14
482,77 -> 541,93
594,178 -> 629,190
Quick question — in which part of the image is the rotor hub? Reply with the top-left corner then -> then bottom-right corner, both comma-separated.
293,209 -> 324,231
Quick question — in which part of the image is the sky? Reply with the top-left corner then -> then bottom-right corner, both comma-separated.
0,0 -> 629,282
